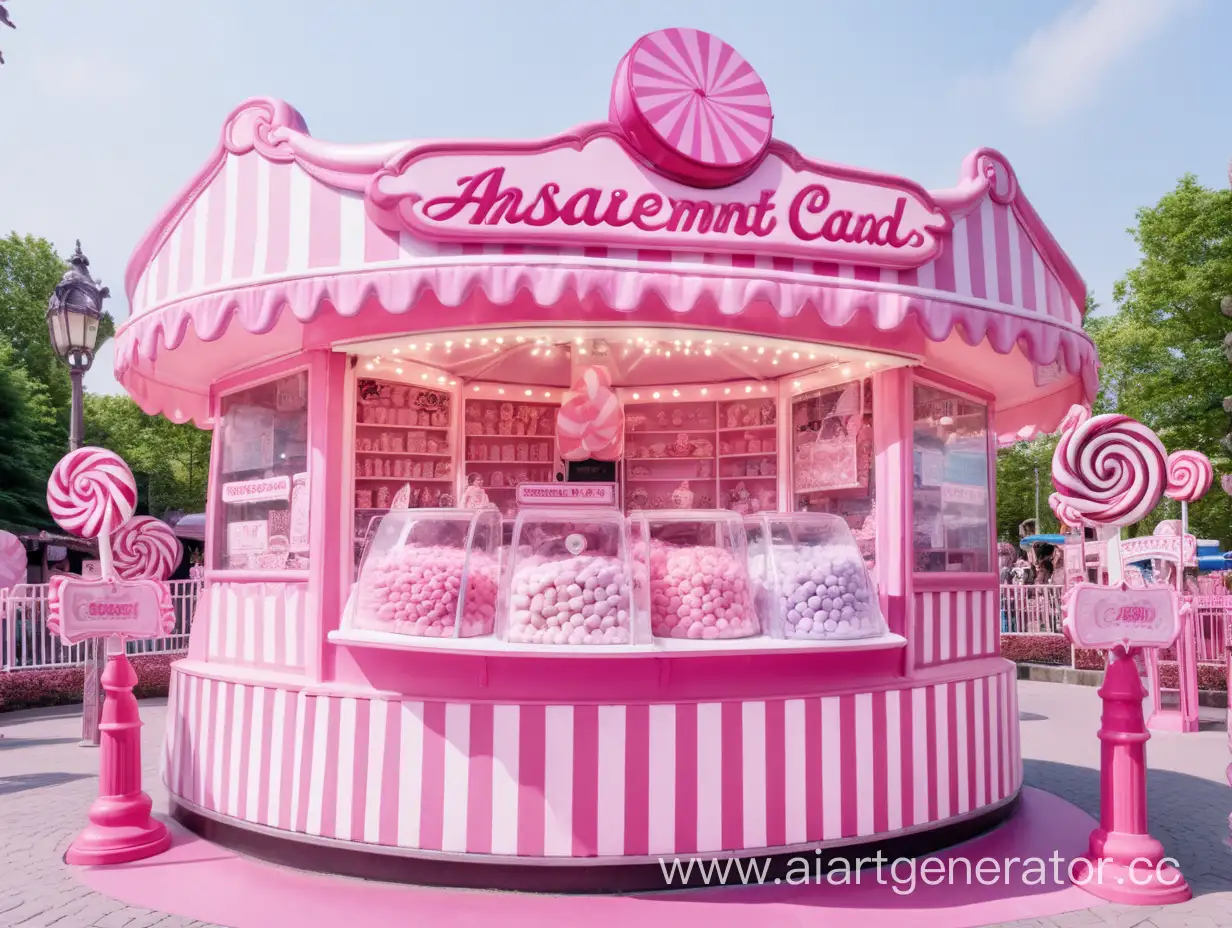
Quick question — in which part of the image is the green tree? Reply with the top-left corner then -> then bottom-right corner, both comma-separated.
84,395 -> 211,516
0,233 -> 115,436
0,342 -> 60,531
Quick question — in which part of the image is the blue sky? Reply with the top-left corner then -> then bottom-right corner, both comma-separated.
3,0 -> 1228,395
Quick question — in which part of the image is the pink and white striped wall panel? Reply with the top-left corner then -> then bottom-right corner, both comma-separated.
203,581 -> 308,673
163,665 -> 1021,859
913,589 -> 1000,668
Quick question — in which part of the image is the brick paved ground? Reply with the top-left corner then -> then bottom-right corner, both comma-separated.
0,680 -> 1229,928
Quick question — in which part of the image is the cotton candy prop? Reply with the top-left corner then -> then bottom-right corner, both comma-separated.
0,531 -> 26,590
556,365 -> 623,461
112,516 -> 183,581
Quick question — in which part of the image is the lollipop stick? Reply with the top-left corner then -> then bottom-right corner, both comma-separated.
98,530 -> 115,580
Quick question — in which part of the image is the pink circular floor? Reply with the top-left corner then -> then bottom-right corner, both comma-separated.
74,787 -> 1101,928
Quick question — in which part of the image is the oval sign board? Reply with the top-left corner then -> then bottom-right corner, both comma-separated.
1062,582 -> 1180,651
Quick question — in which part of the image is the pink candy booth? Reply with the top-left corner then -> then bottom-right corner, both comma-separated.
116,29 -> 1095,888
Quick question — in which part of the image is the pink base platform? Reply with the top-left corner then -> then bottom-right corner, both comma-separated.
75,787 -> 1103,928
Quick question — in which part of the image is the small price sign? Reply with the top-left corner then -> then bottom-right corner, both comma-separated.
48,576 -> 176,645
1062,582 -> 1179,651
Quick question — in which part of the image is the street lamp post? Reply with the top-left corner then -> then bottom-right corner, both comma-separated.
47,240 -> 109,746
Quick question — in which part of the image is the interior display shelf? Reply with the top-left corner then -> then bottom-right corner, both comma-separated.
355,477 -> 453,483
719,475 -> 777,481
464,459 -> 552,465
465,433 -> 555,439
355,450 -> 452,458
626,476 -> 716,483
718,424 -> 776,433
718,451 -> 778,459
357,422 -> 449,432
625,429 -> 717,436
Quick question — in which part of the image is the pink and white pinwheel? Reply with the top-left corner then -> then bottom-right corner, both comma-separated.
556,365 -> 623,462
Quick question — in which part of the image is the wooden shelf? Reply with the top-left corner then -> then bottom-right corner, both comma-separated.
718,451 -> 777,459
626,476 -> 716,483
356,476 -> 452,483
718,424 -> 776,433
720,475 -> 777,481
465,433 -> 554,439
625,429 -> 717,436
357,422 -> 449,432
355,450 -> 452,458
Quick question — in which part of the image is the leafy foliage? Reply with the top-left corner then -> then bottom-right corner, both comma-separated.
0,342 -> 61,531
996,176 -> 1232,546
84,395 -> 211,516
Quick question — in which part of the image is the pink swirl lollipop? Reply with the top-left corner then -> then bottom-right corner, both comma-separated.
112,516 -> 183,581
1050,409 -> 1166,528
556,366 -> 623,462
1164,450 -> 1213,503
47,447 -> 137,539
1048,493 -> 1083,530
611,28 -> 773,187
0,530 -> 26,590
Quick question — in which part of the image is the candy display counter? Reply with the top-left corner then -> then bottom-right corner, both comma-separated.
116,25 -> 1097,887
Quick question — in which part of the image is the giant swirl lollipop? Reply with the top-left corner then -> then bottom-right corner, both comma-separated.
1050,408 -> 1166,528
1164,450 -> 1213,503
47,447 -> 137,576
112,516 -> 183,581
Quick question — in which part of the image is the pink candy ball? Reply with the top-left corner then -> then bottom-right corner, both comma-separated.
356,544 -> 497,638
644,540 -> 757,639
507,554 -> 632,645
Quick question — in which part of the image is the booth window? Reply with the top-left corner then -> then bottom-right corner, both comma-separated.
790,378 -> 876,569
213,370 -> 311,570
911,383 -> 990,573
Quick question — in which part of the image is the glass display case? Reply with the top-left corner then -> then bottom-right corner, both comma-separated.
629,510 -> 759,639
498,508 -> 641,646
911,384 -> 991,573
746,512 -> 885,640
214,370 -> 311,570
348,508 -> 501,638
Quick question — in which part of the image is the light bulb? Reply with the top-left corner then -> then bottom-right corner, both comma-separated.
449,380 -> 456,386
516,336 -> 526,343
741,345 -> 750,352
772,359 -> 779,365
543,391 -> 551,398
579,348 -> 588,355
480,338 -> 488,345
652,391 -> 661,400
524,389 -> 532,396
760,386 -> 768,393
425,343 -> 433,349
724,388 -> 731,395
701,388 -> 708,395
421,373 -> 429,380
757,347 -> 765,355
472,385 -> 481,392
704,349 -> 712,356
745,386 -> 753,393
531,349 -> 540,356
792,352 -> 799,360
793,381 -> 801,389
498,388 -> 505,395
445,340 -> 453,347
808,353 -> 815,359
665,350 -> 672,358
842,367 -> 852,376
437,376 -> 446,383
495,337 -> 504,344
672,389 -> 680,397
409,343 -> 418,350
365,363 -> 373,371
395,367 -> 404,375
632,392 -> 640,400
392,348 -> 400,355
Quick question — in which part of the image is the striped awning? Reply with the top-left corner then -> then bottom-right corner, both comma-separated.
117,99 -> 1096,433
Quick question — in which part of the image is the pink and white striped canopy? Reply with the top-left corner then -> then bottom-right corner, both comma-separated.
117,98 -> 1095,435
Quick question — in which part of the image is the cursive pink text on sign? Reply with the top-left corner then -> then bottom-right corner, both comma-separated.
222,475 -> 292,505
515,483 -> 617,506
47,575 -> 175,645
367,130 -> 952,268
1063,582 -> 1179,651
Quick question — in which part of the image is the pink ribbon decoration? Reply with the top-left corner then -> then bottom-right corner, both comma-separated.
556,365 -> 623,462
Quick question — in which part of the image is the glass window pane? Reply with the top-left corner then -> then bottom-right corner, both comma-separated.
911,383 -> 990,573
213,371 -> 311,570
790,378 -> 876,570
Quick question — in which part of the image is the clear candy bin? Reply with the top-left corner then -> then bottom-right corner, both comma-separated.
498,508 -> 643,646
630,511 -> 759,640
348,508 -> 501,638
746,513 -> 885,640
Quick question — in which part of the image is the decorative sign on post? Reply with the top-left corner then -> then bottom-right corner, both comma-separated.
44,447 -> 173,867
48,576 -> 175,645
1062,582 -> 1179,651
515,483 -> 617,506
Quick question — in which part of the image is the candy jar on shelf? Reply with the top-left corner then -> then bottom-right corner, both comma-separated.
461,474 -> 493,509
465,404 -> 483,435
376,486 -> 391,509
498,508 -> 642,646
746,512 -> 885,641
671,481 -> 694,509
347,508 -> 501,638
730,481 -> 752,515
629,510 -> 759,640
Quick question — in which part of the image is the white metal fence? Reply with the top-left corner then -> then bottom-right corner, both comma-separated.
999,584 -> 1066,634
1,579 -> 201,672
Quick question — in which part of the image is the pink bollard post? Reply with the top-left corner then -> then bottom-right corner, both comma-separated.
1071,646 -> 1190,903
1226,642 -> 1232,849
65,644 -> 171,865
